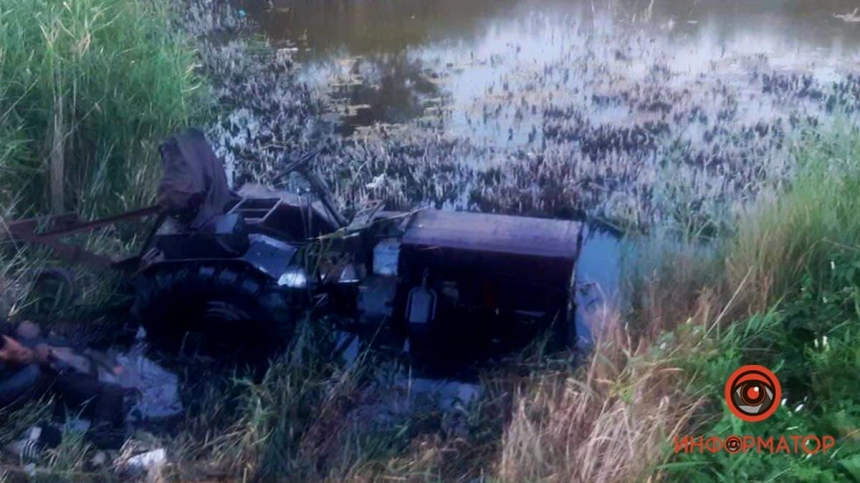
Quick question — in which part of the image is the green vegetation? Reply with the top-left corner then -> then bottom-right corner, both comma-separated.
0,0 -> 205,474
662,128 -> 860,481
667,256 -> 860,481
0,0 -> 206,219
727,125 -> 860,314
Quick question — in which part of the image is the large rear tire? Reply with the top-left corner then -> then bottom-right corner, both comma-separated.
131,264 -> 298,369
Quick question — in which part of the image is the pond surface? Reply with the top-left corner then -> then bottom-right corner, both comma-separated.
224,0 -> 860,355
230,0 -> 860,345
246,0 -> 860,57
242,0 -> 860,132
226,0 -> 860,234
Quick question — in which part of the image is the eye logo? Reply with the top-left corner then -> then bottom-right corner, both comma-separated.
725,365 -> 781,422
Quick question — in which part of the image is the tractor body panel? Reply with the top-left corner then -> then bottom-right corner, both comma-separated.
400,210 -> 581,287
380,210 -> 584,364
403,209 -> 581,259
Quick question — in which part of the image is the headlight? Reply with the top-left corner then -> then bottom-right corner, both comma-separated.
338,264 -> 360,284
278,267 -> 308,288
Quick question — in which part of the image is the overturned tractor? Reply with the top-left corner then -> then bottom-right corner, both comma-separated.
9,129 -> 584,368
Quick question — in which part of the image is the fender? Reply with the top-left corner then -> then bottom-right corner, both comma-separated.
133,233 -> 301,293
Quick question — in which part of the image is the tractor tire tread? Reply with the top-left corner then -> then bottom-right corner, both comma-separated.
131,263 -> 296,365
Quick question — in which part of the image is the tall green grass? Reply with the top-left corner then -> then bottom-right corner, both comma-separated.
666,251 -> 860,481
0,0 -> 208,218
496,125 -> 860,482
727,124 -> 860,314
661,125 -> 860,481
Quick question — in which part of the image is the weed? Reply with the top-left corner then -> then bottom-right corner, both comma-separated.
0,0 -> 208,217
728,123 -> 860,314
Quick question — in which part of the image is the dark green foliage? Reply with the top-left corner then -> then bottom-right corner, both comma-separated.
666,249 -> 860,482
0,0 -> 208,217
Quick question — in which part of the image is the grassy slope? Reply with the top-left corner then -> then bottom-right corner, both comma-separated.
663,127 -> 860,482
0,0 -> 203,476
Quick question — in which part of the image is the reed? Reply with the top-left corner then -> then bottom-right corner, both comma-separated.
0,0 -> 207,218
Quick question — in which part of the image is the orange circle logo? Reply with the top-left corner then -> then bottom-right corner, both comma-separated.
725,365 -> 781,422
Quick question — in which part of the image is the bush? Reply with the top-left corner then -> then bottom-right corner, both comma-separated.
665,131 -> 860,481
0,0 -> 208,217
666,249 -> 860,481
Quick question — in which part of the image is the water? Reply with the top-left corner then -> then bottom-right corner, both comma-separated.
244,1 -> 860,57
222,0 -> 860,234
575,226 -> 623,348
229,0 -> 860,351
204,0 -> 860,417
219,0 -> 860,362
242,0 -> 860,131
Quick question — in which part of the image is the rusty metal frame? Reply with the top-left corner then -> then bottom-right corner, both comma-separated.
5,205 -> 161,269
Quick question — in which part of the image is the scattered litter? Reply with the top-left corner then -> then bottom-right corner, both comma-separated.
116,448 -> 167,483
354,369 -> 482,424
64,417 -> 91,434
6,431 -> 41,463
365,173 -> 386,189
91,450 -> 108,467
125,449 -> 166,471
402,377 -> 482,412
334,331 -> 359,363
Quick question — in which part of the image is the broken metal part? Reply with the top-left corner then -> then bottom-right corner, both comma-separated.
5,206 -> 160,269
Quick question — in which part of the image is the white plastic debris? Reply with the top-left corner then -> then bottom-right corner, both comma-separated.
119,448 -> 167,483
125,449 -> 166,469
65,417 -> 91,434
91,450 -> 108,467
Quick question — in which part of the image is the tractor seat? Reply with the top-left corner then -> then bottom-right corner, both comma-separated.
157,128 -> 233,229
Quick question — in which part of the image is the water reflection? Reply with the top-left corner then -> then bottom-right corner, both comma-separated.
208,0 -> 860,374
246,0 -> 860,56
322,53 -> 444,135
574,226 -> 623,349
239,0 -> 520,55
242,0 -> 860,138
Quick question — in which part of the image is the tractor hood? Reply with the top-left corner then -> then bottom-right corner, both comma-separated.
399,210 -> 583,287
402,210 -> 582,260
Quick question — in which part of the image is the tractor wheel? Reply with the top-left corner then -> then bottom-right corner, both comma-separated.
131,264 -> 297,369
